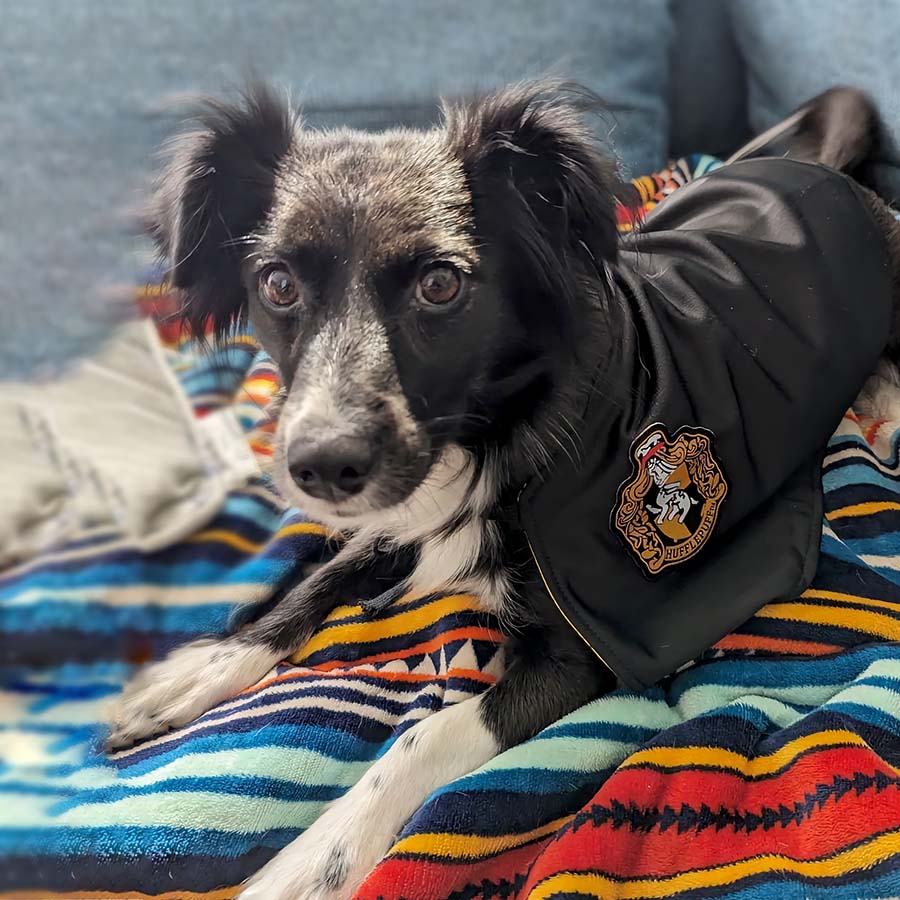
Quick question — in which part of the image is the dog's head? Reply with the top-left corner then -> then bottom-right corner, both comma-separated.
149,82 -> 618,525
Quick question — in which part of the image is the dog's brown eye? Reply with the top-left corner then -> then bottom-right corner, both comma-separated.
260,267 -> 300,307
416,264 -> 463,307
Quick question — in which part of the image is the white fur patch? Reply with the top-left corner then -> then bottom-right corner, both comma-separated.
366,445 -> 510,613
284,442 -> 491,536
282,385 -> 341,446
408,518 -> 511,614
373,443 -> 496,539
409,520 -> 484,593
285,443 -> 508,613
106,638 -> 282,750
857,361 -> 900,419
238,697 -> 498,900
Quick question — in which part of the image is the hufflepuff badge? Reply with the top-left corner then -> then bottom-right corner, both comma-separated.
613,424 -> 728,575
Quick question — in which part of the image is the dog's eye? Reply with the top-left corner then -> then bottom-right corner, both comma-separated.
260,266 -> 300,307
415,264 -> 463,307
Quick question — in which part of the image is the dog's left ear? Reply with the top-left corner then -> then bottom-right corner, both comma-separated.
444,82 -> 619,274
147,83 -> 297,337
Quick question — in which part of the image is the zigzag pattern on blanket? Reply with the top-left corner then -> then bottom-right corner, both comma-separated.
2,155 -> 900,900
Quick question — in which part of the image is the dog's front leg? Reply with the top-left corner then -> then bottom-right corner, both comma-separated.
106,532 -> 406,751
239,617 -> 613,900
239,695 -> 498,900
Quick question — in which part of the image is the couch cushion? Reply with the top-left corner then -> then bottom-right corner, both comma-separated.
668,0 -> 749,159
2,0 -> 672,377
731,0 -> 900,201
138,0 -> 673,174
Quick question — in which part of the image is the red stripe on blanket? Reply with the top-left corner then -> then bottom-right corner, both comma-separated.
363,840 -> 554,900
520,747 -> 900,889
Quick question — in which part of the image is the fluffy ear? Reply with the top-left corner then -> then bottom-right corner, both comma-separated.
444,82 -> 620,285
147,83 -> 297,337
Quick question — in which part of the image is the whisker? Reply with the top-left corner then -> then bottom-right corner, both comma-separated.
423,412 -> 493,428
221,234 -> 261,249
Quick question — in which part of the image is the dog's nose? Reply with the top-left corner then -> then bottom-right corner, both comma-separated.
287,435 -> 374,501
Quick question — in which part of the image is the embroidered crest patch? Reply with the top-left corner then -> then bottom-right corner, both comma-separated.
613,424 -> 728,575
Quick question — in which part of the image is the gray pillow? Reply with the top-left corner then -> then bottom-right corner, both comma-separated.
731,0 -> 900,200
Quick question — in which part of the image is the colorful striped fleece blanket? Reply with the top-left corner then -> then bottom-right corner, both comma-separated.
3,155 -> 900,900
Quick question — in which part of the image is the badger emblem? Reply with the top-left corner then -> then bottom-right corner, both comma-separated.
613,424 -> 728,575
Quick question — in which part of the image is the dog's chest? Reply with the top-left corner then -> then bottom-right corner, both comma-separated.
403,518 -> 505,613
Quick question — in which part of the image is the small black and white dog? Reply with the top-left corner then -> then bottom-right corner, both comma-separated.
108,82 -> 900,899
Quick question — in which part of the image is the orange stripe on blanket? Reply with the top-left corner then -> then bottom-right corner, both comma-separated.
389,814 -> 572,860
189,521 -> 331,554
611,747 -> 897,807
826,500 -> 900,521
247,664 -> 497,695
755,601 -> 900,640
299,626 -> 504,670
713,633 -> 842,656
265,521 -> 333,540
292,595 -> 493,658
244,371 -> 279,385
800,587 -> 900,613
617,729 -> 877,778
277,591 -> 478,634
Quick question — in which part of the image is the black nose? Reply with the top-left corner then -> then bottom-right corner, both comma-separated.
287,435 -> 374,501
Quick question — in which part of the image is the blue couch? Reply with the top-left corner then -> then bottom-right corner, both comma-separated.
2,0 -> 898,377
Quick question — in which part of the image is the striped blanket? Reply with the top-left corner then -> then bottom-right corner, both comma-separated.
3,155 -> 900,900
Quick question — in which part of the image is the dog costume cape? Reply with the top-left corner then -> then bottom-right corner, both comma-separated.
516,158 -> 894,690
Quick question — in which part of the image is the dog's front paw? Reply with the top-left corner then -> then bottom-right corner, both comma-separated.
106,637 -> 280,752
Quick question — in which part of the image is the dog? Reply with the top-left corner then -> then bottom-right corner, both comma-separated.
107,81 -> 900,899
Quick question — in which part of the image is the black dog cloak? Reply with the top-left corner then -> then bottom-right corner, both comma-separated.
516,158 -> 893,689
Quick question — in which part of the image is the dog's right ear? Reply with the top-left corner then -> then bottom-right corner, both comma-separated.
147,83 -> 297,337
443,81 -> 619,276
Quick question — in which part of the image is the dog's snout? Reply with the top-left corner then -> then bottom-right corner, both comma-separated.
288,435 -> 374,501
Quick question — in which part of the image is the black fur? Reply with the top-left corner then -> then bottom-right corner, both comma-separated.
791,86 -> 878,174
320,844 -> 349,890
237,539 -> 417,655
480,618 -> 616,750
148,83 -> 298,337
444,82 -> 618,310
